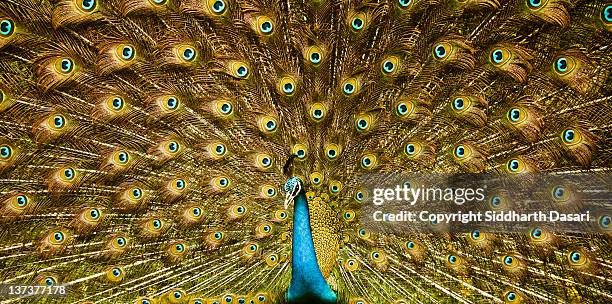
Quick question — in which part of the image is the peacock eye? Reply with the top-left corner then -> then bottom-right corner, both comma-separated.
433,43 -> 449,60
54,232 -> 64,242
258,295 -> 265,301
490,49 -> 505,64
506,158 -> 525,173
58,58 -> 74,74
405,143 -> 416,155
309,103 -> 327,122
259,19 -> 273,34
90,209 -> 99,219
454,145 -> 465,158
53,114 -> 66,128
358,228 -> 366,236
168,141 -> 180,153
357,119 -> 367,130
553,186 -> 564,199
279,77 -> 296,96
325,144 -> 339,159
342,77 -> 360,96
117,237 -> 126,246
562,129 -> 576,144
310,51 -> 321,63
265,120 -> 276,131
355,114 -> 372,131
80,0 -> 96,12
278,76 -> 297,97
452,97 -> 465,111
330,181 -> 342,193
209,0 -> 227,14
570,252 -> 580,262
531,228 -> 542,239
471,230 -> 480,240
152,0 -> 167,4
507,108 -> 523,123
503,256 -> 514,266
599,215 -> 611,228
398,0 -> 412,8
355,191 -> 364,201
215,144 -> 226,155
0,18 -> 15,37
16,195 -> 28,207
305,45 -> 324,66
152,219 -> 161,228
0,144 -> 11,159
175,179 -> 185,189
553,56 -> 575,75
255,153 -> 273,169
491,196 -> 501,206
555,57 -> 567,72
397,103 -> 409,115
120,45 -> 135,61
214,232 -> 223,239
506,292 -> 516,301
183,48 -> 195,60
212,100 -> 234,118
236,65 -> 248,77
63,168 -> 75,180
220,101 -> 233,114
508,160 -> 519,171
112,97 -> 124,110
527,0 -> 545,9
448,255 -> 457,264
166,96 -> 179,110
381,56 -> 399,75
45,277 -> 56,286
175,244 -> 184,252
360,154 -> 376,169
603,5 -> 612,24
131,188 -> 142,199
343,82 -> 355,94
407,241 -> 415,249
115,151 -> 128,164
351,17 -> 364,31
292,144 -> 307,159
225,296 -> 233,303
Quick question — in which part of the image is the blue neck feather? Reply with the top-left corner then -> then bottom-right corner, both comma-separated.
287,190 -> 337,304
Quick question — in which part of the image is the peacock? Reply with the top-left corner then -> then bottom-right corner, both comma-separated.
0,0 -> 611,303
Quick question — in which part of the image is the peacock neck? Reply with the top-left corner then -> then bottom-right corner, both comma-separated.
287,190 -> 337,304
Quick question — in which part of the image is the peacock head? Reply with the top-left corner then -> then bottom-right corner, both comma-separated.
283,176 -> 303,209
